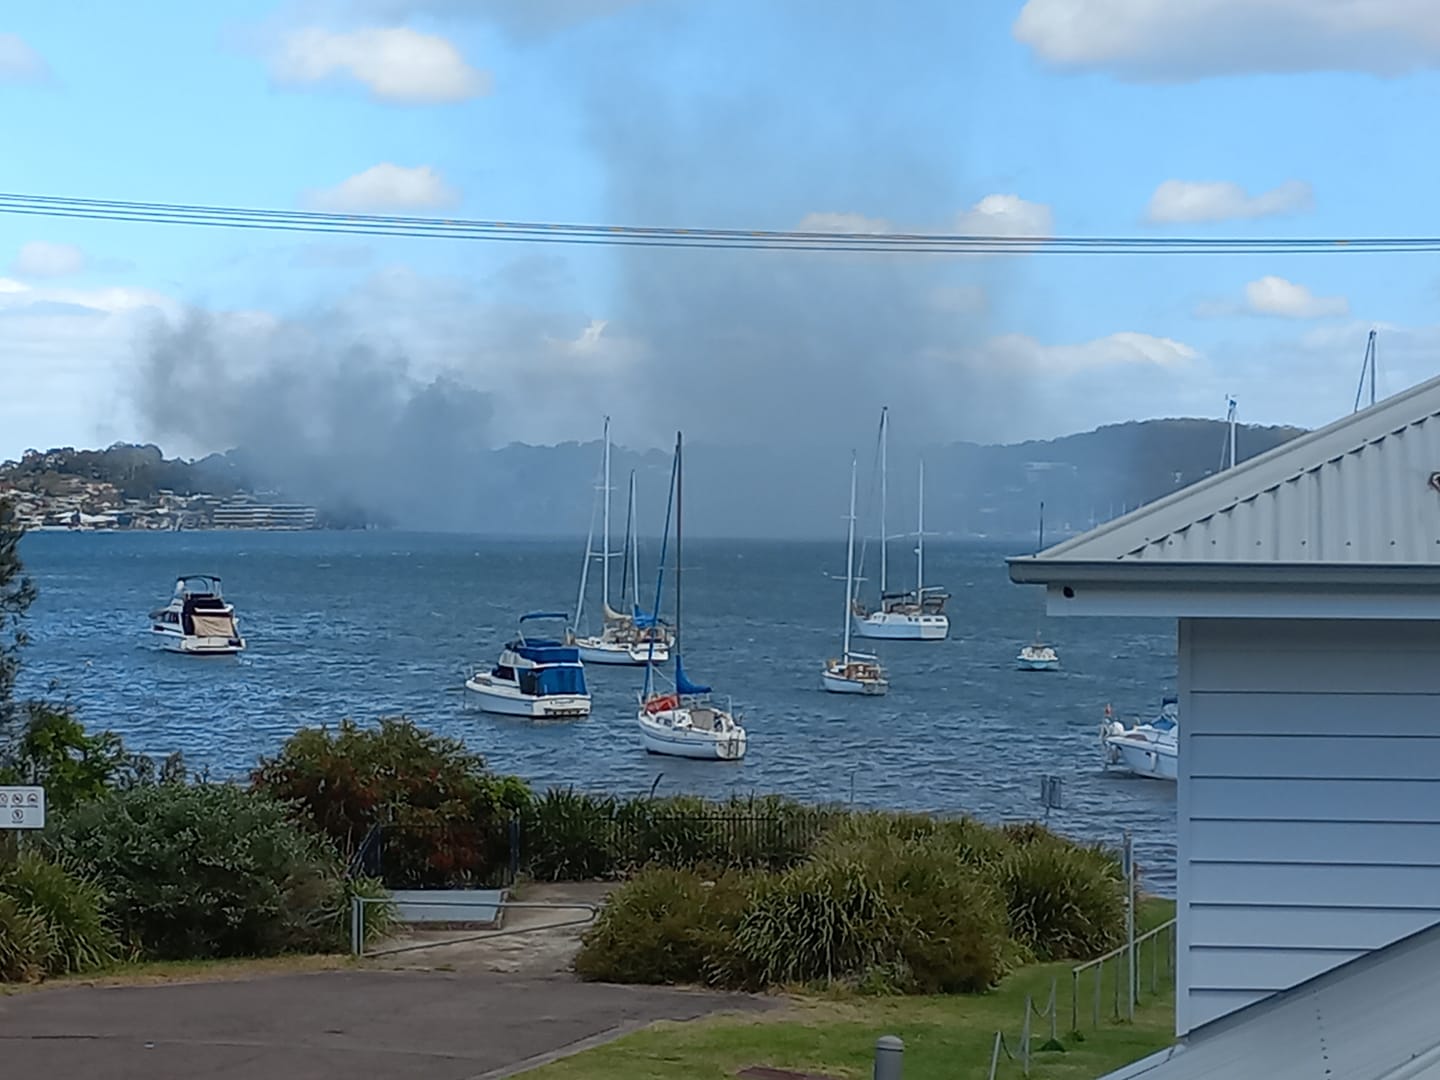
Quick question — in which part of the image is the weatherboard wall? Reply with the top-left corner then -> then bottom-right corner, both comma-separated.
1176,617 -> 1440,1036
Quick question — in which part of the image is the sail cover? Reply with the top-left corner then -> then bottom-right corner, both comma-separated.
633,605 -> 661,628
674,656 -> 711,696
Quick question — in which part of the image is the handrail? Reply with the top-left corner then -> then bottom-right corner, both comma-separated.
1070,917 -> 1177,1030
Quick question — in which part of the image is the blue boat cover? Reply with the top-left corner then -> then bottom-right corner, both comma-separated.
536,665 -> 587,696
675,655 -> 711,696
513,640 -> 581,665
632,605 -> 662,628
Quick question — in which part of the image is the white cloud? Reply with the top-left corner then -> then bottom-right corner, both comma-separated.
1145,179 -> 1313,224
270,27 -> 490,104
11,241 -> 87,278
1013,0 -> 1440,82
0,33 -> 48,83
973,331 -> 1198,375
304,163 -> 460,211
1243,276 -> 1349,319
797,195 -> 1052,247
955,194 -> 1053,237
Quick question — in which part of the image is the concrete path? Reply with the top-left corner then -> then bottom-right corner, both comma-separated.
0,969 -> 770,1079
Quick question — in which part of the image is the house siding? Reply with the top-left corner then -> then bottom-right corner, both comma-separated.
1176,617 -> 1440,1035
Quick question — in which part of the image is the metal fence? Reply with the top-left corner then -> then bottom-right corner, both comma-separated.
349,820 -> 519,889
1071,917 -> 1178,1030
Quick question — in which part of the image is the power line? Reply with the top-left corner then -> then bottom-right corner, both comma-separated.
2,191 -> 1439,254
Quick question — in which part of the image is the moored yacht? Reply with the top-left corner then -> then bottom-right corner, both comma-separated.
1101,697 -> 1178,781
466,612 -> 591,719
149,574 -> 245,655
823,453 -> 888,695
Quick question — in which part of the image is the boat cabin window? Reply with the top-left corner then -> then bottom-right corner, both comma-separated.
492,665 -> 516,681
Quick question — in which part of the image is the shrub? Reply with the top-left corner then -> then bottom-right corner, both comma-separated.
0,894 -> 51,982
727,833 -> 1011,994
0,704 -> 144,813
998,834 -> 1125,961
251,717 -> 533,858
44,783 -> 359,960
523,788 -> 620,881
0,851 -> 120,974
574,866 -> 753,985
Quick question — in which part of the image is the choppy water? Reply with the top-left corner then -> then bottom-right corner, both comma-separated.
15,531 -> 1178,892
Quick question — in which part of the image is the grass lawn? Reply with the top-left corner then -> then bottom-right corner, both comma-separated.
524,901 -> 1177,1080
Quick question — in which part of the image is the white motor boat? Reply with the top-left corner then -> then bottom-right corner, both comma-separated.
1101,697 -> 1178,781
851,407 -> 950,642
823,453 -> 888,695
466,612 -> 591,719
569,421 -> 673,667
149,574 -> 245,655
636,432 -> 748,761
1017,642 -> 1060,671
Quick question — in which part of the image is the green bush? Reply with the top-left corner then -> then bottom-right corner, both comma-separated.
43,783 -> 359,960
0,851 -> 120,975
251,717 -> 533,857
574,866 -> 753,985
523,788 -> 620,881
0,704 -> 144,814
998,834 -> 1125,961
728,833 -> 1012,994
0,893 -> 51,981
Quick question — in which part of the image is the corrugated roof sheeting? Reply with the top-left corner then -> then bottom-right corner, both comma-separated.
1127,415 -> 1440,562
1103,918 -> 1440,1079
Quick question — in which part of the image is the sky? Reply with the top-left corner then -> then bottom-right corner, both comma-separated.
3,0 -> 1440,465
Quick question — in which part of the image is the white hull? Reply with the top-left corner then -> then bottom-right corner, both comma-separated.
822,669 -> 888,695
637,708 -> 746,760
465,676 -> 590,718
152,628 -> 245,656
576,639 -> 670,666
1017,657 -> 1059,671
852,612 -> 949,640
1105,735 -> 1177,781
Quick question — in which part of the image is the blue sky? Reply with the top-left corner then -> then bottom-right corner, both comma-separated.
3,0 -> 1439,460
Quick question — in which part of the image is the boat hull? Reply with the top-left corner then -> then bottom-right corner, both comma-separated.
1017,656 -> 1059,671
576,640 -> 670,666
465,678 -> 591,719
152,629 -> 245,655
822,670 -> 888,695
637,710 -> 747,760
1104,735 -> 1177,781
852,613 -> 949,640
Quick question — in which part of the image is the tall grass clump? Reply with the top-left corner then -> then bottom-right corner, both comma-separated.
0,851 -> 120,975
998,833 -> 1126,961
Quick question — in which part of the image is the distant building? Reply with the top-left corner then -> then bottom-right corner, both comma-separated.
211,499 -> 319,530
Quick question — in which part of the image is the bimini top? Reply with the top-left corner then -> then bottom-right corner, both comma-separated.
175,574 -> 224,597
1010,370 -> 1440,592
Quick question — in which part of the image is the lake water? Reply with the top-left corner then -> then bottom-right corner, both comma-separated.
14,530 -> 1179,892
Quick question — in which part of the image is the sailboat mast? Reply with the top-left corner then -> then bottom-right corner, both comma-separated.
628,470 -> 640,610
843,454 -> 857,660
674,432 -> 683,659
601,416 -> 611,610
879,406 -> 888,598
916,458 -> 925,600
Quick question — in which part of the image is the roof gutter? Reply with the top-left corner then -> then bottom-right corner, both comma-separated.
1006,557 -> 1440,590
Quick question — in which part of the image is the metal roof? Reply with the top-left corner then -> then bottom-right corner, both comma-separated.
1010,372 -> 1440,586
1100,917 -> 1440,1080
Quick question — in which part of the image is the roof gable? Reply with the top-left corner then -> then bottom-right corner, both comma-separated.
1025,372 -> 1440,567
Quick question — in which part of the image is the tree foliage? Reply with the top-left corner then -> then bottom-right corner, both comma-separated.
0,498 -> 36,727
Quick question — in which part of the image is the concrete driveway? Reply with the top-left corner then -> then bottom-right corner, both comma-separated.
0,969 -> 770,1079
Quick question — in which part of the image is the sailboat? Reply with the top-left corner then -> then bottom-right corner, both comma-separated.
823,454 -> 888,694
570,418 -> 672,666
1017,501 -> 1059,671
852,408 -> 950,641
637,432 -> 747,760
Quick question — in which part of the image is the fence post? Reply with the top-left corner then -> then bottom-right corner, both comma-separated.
1049,977 -> 1057,1043
350,896 -> 360,957
874,1034 -> 904,1080
508,815 -> 521,884
1071,967 -> 1079,1033
1093,960 -> 1101,1028
1124,830 -> 1136,1021
987,1031 -> 1004,1080
1021,997 -> 1031,1076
